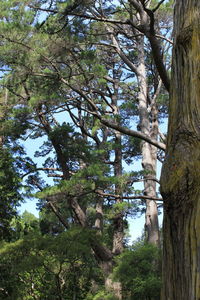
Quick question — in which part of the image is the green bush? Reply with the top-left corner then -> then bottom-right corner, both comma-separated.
86,290 -> 118,300
114,242 -> 162,300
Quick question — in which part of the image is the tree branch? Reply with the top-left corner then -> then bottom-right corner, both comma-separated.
152,0 -> 166,13
127,1 -> 171,92
95,190 -> 163,201
21,168 -> 62,179
147,34 -> 170,92
46,196 -> 70,229
99,117 -> 166,150
108,28 -> 141,76
155,34 -> 173,45
61,79 -> 166,150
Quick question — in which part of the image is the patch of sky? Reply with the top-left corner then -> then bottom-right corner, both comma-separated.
19,89 -> 167,244
19,114 -> 167,243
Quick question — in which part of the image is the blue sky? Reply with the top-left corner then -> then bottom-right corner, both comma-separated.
18,118 -> 167,243
16,0 -> 169,243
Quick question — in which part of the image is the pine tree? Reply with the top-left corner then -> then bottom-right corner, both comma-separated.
0,1 -> 172,298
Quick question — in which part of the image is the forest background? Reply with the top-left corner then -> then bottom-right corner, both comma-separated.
0,0 -> 173,299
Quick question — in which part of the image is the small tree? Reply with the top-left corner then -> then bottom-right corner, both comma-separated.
114,241 -> 161,300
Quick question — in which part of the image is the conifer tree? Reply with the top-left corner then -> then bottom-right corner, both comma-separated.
0,0 -> 172,298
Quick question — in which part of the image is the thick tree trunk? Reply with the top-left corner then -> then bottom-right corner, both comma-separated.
137,36 -> 160,246
161,1 -> 200,299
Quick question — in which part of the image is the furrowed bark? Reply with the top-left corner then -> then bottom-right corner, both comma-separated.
161,1 -> 200,299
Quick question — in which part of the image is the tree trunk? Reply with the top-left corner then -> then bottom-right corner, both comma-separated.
106,71 -> 123,299
161,1 -> 200,299
0,89 -> 8,147
37,106 -> 123,299
113,128 -> 124,255
101,260 -> 122,300
94,197 -> 103,234
137,36 -> 160,246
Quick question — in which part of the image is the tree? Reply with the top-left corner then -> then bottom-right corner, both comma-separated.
0,1 -> 172,298
114,241 -> 161,300
0,87 -> 34,240
0,148 -> 21,240
160,1 -> 200,299
0,93 -> 23,239
0,228 -> 100,300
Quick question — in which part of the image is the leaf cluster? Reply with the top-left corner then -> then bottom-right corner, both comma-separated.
0,226 -> 101,299
114,242 -> 162,300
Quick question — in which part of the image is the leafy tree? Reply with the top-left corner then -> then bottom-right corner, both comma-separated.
39,204 -> 70,235
0,0 -> 173,299
0,228 -> 101,300
0,148 -> 21,240
114,241 -> 161,300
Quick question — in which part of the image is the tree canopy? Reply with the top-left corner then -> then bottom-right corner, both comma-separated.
3,0 -> 199,299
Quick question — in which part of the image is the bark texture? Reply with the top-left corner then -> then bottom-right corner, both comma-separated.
161,1 -> 200,299
137,36 -> 160,246
112,75 -> 124,257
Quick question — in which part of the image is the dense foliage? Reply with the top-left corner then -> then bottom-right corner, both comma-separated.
0,149 -> 21,240
0,0 -> 173,299
114,242 -> 161,300
0,212 -> 162,299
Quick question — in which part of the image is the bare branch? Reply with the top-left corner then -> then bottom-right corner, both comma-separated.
21,168 -> 62,179
108,28 -> 141,76
60,79 -> 166,150
147,34 -> 170,91
68,12 -> 130,25
156,34 -> 173,45
47,196 -> 70,229
100,118 -> 166,151
47,174 -> 64,178
152,0 -> 166,12
96,190 -> 163,201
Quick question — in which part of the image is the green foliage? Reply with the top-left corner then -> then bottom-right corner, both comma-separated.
0,227 -> 101,299
0,1 -> 171,299
9,211 -> 40,241
107,202 -> 132,220
0,107 -> 31,140
114,242 -> 162,300
87,290 -> 118,300
39,208 -> 66,235
36,159 -> 112,201
0,148 -> 21,240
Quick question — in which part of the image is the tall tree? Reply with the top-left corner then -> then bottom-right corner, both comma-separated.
160,0 -> 200,299
0,90 -> 23,240
0,1 -> 171,298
